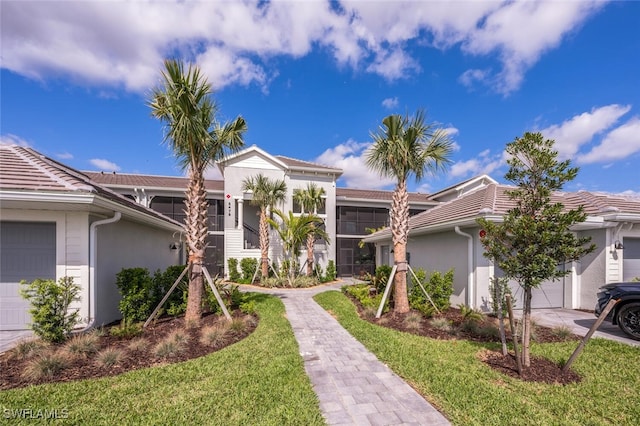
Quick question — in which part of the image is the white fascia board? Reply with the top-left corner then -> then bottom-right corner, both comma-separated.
0,190 -> 95,205
600,213 -> 640,222
1,190 -> 182,232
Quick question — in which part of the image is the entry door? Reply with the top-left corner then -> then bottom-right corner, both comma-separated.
0,222 -> 56,330
339,248 -> 353,276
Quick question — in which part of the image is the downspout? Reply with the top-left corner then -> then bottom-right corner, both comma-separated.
79,212 -> 122,332
455,226 -> 474,308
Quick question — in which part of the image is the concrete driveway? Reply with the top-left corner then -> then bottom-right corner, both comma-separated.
521,308 -> 640,347
0,329 -> 33,354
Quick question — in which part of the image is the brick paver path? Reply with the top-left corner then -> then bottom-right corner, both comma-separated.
242,283 -> 450,426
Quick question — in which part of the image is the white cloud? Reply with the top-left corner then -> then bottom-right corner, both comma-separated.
540,104 -> 632,159
0,134 -> 31,147
56,152 -> 74,160
0,1 -> 607,95
577,117 -> 640,164
461,1 -> 606,94
458,68 -> 491,88
89,158 -> 121,172
315,139 -> 396,189
382,97 -> 399,109
450,149 -> 506,178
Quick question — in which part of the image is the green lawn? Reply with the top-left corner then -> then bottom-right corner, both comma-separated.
314,291 -> 640,426
1,293 -> 324,426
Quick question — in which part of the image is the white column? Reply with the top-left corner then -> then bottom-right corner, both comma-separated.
237,198 -> 244,230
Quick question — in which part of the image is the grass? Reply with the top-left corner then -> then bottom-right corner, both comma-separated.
22,352 -> 69,381
1,293 -> 324,425
314,291 -> 640,426
63,333 -> 100,359
95,348 -> 124,368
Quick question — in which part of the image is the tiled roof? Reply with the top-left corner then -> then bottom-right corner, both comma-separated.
336,187 -> 434,204
567,191 -> 640,215
275,155 -> 342,173
1,145 -> 94,191
366,183 -> 640,240
84,171 -> 224,192
0,145 -> 181,228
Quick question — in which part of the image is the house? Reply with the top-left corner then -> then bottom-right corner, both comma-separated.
363,177 -> 640,311
87,145 -> 437,279
0,145 -> 183,331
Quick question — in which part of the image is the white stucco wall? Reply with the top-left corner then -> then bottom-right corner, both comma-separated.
94,217 -> 181,326
405,230 -> 470,307
222,154 -> 338,278
577,229 -> 607,310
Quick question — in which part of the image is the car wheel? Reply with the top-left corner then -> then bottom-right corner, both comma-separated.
616,302 -> 640,341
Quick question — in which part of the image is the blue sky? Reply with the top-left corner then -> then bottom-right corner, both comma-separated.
2,1 -> 639,195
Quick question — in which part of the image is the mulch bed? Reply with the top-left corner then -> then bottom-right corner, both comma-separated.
0,311 -> 257,391
348,295 -> 583,384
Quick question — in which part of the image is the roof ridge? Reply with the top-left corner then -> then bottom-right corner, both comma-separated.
11,146 -> 91,191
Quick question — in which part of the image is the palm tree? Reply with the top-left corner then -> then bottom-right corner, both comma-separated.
241,174 -> 287,280
293,183 -> 327,276
366,110 -> 453,313
148,59 -> 247,326
268,210 -> 329,285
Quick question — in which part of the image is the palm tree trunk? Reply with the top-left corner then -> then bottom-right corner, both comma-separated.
259,208 -> 269,279
391,180 -> 410,313
184,169 -> 207,327
306,233 -> 314,276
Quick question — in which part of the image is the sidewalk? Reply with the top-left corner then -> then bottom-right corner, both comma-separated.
241,282 -> 450,426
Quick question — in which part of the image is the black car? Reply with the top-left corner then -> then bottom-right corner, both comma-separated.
595,282 -> 640,340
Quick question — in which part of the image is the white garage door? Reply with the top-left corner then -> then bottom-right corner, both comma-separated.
0,222 -> 56,330
623,237 -> 640,281
497,266 -> 565,309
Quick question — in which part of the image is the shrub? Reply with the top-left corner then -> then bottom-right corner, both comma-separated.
153,332 -> 187,358
229,318 -> 247,333
22,351 -> 69,381
127,337 -> 149,352
95,348 -> 124,368
154,265 -> 189,316
372,264 -> 393,294
115,268 -> 154,322
409,268 -> 454,315
63,333 -> 99,358
240,258 -> 258,283
403,312 -> 423,330
342,284 -> 389,313
200,324 -> 228,347
110,319 -> 142,339
324,260 -> 337,282
20,276 -> 81,343
240,300 -> 257,314
429,317 -> 453,332
10,339 -> 49,361
167,329 -> 189,346
227,258 -> 241,282
153,339 -> 183,359
551,325 -> 574,340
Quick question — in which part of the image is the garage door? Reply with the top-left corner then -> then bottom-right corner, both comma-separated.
0,222 -> 56,330
623,237 -> 640,281
497,266 -> 565,309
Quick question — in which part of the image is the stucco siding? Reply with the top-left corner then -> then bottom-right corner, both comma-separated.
578,229 -> 606,309
406,230 -> 469,308
94,218 -> 180,326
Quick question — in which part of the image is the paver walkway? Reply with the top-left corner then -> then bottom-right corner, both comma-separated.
241,283 -> 450,426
